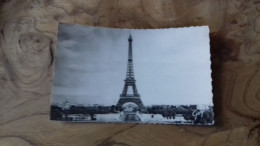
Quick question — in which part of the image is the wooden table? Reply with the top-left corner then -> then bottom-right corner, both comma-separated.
0,0 -> 259,145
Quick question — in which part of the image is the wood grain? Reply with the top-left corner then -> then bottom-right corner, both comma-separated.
0,0 -> 260,145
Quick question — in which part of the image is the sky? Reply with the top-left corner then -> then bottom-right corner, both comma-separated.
51,23 -> 212,106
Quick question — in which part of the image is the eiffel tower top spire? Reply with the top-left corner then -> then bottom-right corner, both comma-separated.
126,34 -> 134,79
128,34 -> 132,41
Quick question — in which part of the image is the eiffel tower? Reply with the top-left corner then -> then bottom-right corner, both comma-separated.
116,34 -> 146,112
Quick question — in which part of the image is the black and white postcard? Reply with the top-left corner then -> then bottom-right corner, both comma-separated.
50,23 -> 214,125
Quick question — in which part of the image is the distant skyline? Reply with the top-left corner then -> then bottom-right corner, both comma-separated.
51,23 -> 212,106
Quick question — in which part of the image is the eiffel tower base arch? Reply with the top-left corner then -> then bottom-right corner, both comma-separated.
116,96 -> 147,113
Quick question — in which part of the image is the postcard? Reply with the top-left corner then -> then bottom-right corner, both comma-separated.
50,23 -> 214,125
